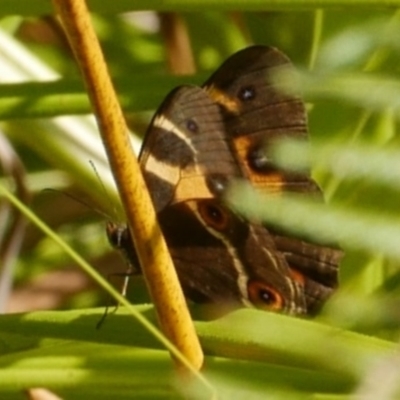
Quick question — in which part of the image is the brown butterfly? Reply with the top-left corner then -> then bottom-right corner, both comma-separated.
108,45 -> 343,316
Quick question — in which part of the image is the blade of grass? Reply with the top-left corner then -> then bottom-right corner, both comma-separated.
272,139 -> 400,191
2,1 -> 400,17
227,182 -> 400,262
0,183 -> 212,394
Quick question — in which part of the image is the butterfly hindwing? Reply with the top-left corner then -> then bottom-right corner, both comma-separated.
203,45 -> 315,192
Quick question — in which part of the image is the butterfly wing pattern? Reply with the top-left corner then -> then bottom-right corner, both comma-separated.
108,45 -> 343,315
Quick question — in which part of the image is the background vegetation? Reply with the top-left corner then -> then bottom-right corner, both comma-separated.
1,2 -> 400,399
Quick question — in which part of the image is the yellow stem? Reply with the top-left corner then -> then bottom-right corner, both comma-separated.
51,0 -> 204,372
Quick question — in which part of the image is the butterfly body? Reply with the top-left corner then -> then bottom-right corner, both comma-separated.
108,45 -> 343,315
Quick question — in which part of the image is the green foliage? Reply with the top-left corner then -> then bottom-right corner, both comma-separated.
1,3 -> 400,399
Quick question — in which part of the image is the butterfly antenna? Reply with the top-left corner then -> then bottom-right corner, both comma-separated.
88,160 -> 121,223
42,187 -> 111,221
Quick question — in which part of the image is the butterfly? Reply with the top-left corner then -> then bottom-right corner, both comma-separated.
107,45 -> 343,316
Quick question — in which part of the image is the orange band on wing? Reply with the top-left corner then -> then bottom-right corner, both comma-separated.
205,85 -> 240,113
289,268 -> 306,286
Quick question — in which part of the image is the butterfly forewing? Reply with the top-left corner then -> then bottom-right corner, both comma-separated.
139,85 -> 240,211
